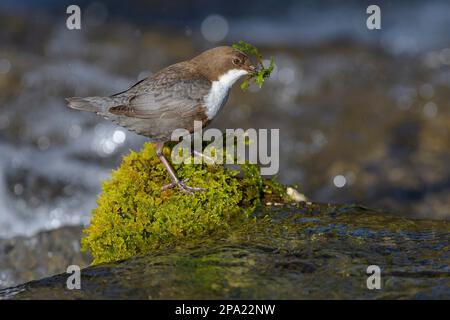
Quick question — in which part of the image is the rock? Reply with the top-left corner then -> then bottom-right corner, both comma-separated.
1,203 -> 448,299
0,226 -> 90,290
80,143 -> 270,265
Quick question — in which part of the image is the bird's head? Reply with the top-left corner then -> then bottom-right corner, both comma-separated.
191,46 -> 256,84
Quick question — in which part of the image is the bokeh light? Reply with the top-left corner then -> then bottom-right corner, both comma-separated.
0,58 -> 11,74
201,14 -> 229,43
333,175 -> 347,188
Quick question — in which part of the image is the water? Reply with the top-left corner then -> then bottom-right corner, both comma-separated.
1,204 -> 449,299
0,1 -> 450,239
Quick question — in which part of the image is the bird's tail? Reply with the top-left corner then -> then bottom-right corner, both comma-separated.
66,96 -> 113,113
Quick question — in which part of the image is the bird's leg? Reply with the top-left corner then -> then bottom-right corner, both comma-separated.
154,142 -> 205,194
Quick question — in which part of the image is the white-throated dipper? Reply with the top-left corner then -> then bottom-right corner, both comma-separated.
67,46 -> 255,194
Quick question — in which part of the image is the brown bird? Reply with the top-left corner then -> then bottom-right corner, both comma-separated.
67,46 -> 255,194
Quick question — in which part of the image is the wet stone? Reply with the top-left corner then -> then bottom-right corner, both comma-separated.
1,203 -> 448,299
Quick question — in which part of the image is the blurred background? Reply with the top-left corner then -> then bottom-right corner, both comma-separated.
0,0 -> 449,244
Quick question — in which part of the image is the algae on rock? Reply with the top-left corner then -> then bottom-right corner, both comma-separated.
81,142 -> 286,265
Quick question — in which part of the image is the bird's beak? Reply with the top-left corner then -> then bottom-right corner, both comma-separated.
247,64 -> 257,73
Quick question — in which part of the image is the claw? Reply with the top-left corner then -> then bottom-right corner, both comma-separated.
155,143 -> 206,195
162,178 -> 205,194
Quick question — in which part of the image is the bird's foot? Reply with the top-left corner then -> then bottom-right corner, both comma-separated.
161,178 -> 205,195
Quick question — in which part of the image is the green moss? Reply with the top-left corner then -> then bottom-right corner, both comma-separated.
81,142 -> 285,265
231,41 -> 274,90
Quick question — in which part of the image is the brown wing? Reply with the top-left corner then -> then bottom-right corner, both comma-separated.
108,63 -> 211,120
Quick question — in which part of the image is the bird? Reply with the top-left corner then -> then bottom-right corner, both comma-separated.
66,46 -> 256,194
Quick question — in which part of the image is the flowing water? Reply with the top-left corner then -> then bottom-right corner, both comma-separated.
0,2 -> 449,241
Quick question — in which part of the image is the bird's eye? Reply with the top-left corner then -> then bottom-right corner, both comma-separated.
232,58 -> 241,66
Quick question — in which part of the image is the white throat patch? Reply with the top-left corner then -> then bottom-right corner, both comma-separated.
204,69 -> 248,119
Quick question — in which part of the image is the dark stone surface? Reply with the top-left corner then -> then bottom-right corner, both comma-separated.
1,204 -> 448,299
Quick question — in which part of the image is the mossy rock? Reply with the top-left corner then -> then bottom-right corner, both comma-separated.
81,142 -> 287,265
